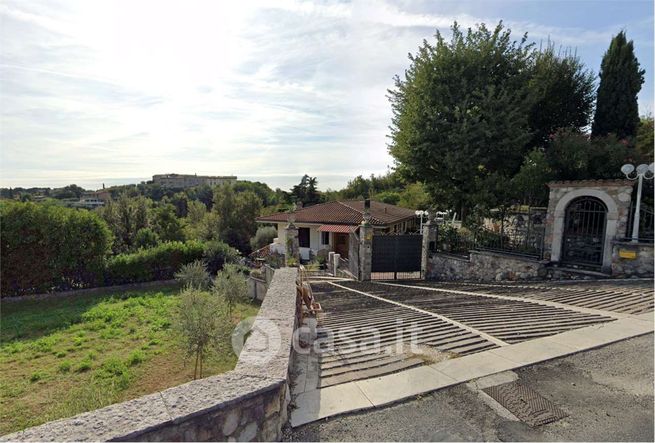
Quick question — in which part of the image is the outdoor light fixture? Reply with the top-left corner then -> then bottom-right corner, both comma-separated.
415,210 -> 428,234
621,162 -> 655,243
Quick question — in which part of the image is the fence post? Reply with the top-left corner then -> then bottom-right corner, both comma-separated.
359,220 -> 373,281
421,219 -> 437,279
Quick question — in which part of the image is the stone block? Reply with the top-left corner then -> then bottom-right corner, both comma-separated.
222,409 -> 240,436
0,392 -> 172,442
159,372 -> 277,424
237,422 -> 258,442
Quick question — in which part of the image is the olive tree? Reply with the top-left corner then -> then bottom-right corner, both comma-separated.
212,264 -> 248,317
175,287 -> 231,379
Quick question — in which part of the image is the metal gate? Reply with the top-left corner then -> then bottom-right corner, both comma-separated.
561,196 -> 607,267
371,233 -> 422,279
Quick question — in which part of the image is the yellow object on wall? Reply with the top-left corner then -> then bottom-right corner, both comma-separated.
619,249 -> 637,259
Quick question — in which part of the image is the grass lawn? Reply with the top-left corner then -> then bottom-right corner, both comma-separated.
0,284 -> 260,435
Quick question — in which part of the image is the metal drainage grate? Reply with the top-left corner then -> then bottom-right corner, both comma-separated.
483,382 -> 568,427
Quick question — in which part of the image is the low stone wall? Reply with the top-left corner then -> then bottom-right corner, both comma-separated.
610,241 -> 655,278
248,276 -> 268,301
427,251 -> 546,282
2,268 -> 299,442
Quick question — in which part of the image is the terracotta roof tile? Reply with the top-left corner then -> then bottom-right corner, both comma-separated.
256,200 -> 417,226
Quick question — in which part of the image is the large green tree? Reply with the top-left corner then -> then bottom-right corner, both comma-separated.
388,22 -> 533,217
591,31 -> 645,138
527,45 -> 595,148
212,185 -> 261,254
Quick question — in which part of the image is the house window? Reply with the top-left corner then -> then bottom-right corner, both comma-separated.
298,228 -> 310,248
321,232 -> 330,245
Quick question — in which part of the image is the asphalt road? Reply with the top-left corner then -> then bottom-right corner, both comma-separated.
285,333 -> 654,442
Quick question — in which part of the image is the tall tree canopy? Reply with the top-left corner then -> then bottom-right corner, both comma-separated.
290,175 -> 320,206
591,31 -> 645,139
527,45 -> 595,148
388,22 -> 534,216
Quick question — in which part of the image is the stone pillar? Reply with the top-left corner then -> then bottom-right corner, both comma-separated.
359,222 -> 373,281
421,220 -> 438,279
333,253 -> 341,275
285,224 -> 299,266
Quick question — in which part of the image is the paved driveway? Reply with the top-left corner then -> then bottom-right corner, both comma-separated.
286,334 -> 654,442
290,278 -> 654,427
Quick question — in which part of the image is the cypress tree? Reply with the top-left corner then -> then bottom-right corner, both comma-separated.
591,31 -> 645,139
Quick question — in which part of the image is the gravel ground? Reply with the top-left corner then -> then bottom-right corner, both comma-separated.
285,333 -> 654,442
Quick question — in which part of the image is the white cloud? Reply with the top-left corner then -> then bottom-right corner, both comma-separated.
0,0 -> 652,190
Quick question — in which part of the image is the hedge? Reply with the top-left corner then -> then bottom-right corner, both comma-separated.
1,201 -> 113,296
104,241 -> 205,285
104,240 -> 240,286
1,200 -> 241,296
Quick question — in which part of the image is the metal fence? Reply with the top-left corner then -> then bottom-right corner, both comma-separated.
626,202 -> 655,242
434,208 -> 546,259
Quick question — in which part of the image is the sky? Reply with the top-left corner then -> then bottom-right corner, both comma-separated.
0,0 -> 653,192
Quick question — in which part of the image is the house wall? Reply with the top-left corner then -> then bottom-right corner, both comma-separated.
275,223 -> 330,260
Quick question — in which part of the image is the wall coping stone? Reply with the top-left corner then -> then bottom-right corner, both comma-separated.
547,179 -> 634,188
1,268 -> 299,442
611,240 -> 655,247
432,250 -> 543,264
471,250 -> 543,263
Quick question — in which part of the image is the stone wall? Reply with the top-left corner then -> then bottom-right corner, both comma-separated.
427,251 -> 546,282
610,241 -> 655,278
2,268 -> 299,442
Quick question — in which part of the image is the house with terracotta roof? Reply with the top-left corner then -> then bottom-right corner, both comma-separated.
256,200 -> 418,260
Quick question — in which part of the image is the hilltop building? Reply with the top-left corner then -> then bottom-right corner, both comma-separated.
152,173 -> 237,189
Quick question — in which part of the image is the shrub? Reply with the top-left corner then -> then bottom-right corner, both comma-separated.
76,357 -> 93,372
134,227 -> 160,249
126,350 -> 144,366
58,360 -> 72,373
212,264 -> 248,317
29,371 -> 45,382
175,287 -> 231,379
202,240 -> 240,275
0,201 -> 113,296
175,260 -> 211,290
104,240 -> 204,285
250,226 -> 277,251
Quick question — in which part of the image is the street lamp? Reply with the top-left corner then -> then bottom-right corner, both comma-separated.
621,162 -> 654,243
415,210 -> 428,234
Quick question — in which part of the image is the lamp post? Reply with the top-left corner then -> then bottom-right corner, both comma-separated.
415,210 -> 428,234
621,162 -> 655,243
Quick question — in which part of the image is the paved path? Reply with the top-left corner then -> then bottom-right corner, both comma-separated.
290,279 -> 654,427
286,334 -> 654,442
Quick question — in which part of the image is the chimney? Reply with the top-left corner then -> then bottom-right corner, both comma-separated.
364,198 -> 370,211
296,201 -> 303,209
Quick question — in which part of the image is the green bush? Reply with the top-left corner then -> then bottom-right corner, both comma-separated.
202,240 -> 240,275
175,260 -> 211,290
126,350 -> 144,366
104,241 -> 205,285
250,226 -> 277,251
0,201 -> 113,296
212,264 -> 248,316
134,227 -> 160,249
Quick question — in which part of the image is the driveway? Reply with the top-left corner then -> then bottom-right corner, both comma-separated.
289,278 -> 654,428
286,333 -> 654,442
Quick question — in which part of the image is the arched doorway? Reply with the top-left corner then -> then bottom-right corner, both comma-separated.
561,196 -> 608,267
